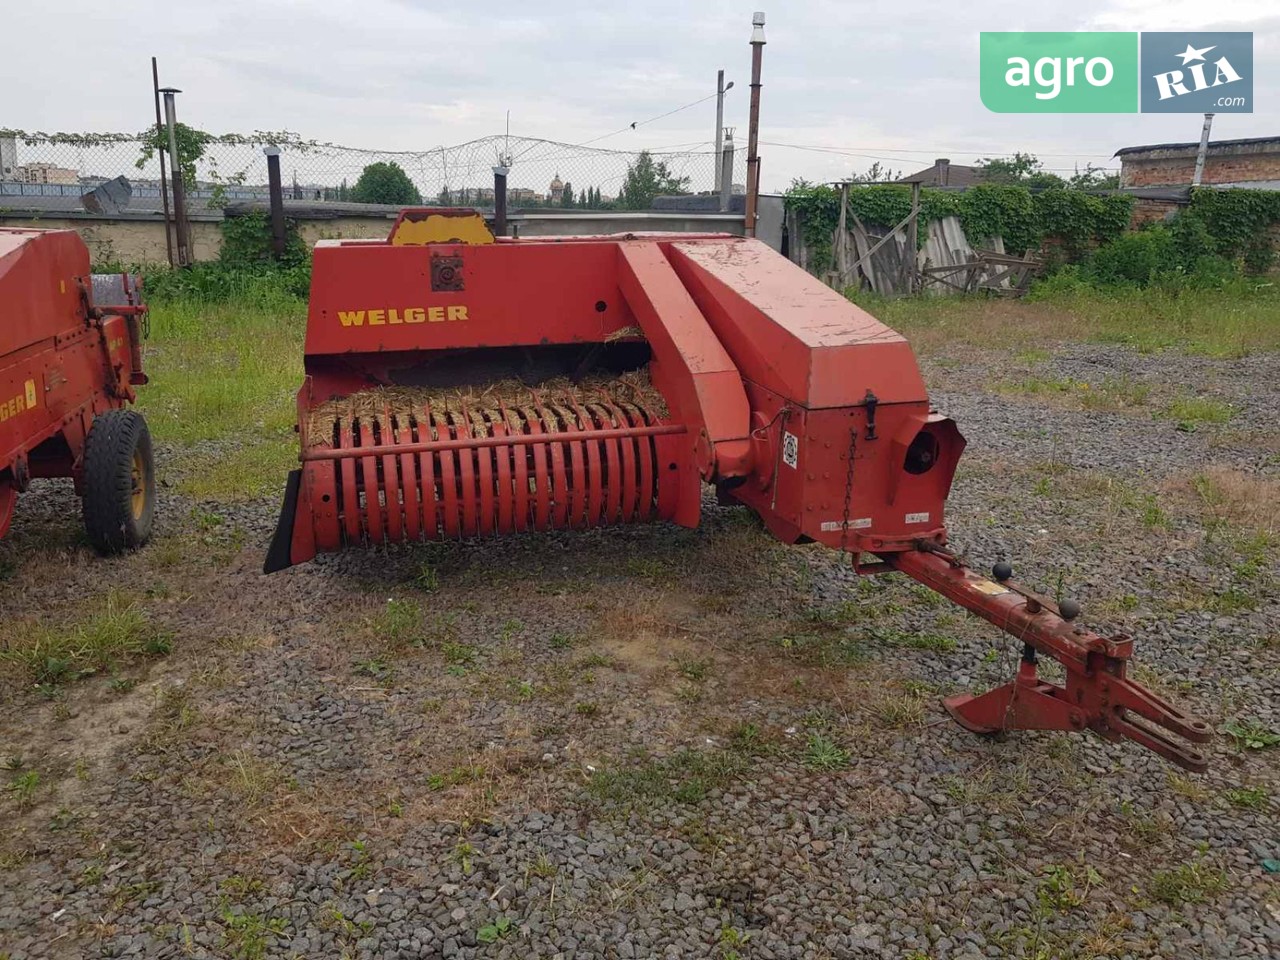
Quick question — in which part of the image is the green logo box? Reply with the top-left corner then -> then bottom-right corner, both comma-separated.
981,32 -> 1139,113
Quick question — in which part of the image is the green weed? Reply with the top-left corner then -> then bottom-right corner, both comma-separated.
0,591 -> 172,686
802,733 -> 849,771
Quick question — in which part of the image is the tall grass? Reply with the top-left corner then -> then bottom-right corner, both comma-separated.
1,590 -> 172,686
851,278 -> 1280,358
136,269 -> 306,500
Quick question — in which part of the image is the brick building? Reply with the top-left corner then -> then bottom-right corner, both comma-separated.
1115,135 -> 1280,188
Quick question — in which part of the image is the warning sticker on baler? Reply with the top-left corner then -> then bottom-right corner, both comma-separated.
821,518 -> 871,532
904,511 -> 930,524
781,431 -> 799,468
970,579 -> 1010,596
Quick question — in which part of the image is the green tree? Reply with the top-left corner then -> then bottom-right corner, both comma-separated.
618,151 -> 691,210
1067,164 -> 1120,190
977,152 -> 1065,189
561,181 -> 575,207
350,161 -> 422,205
137,122 -> 213,188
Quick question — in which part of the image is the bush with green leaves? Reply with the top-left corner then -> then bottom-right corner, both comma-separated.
784,180 -> 1133,273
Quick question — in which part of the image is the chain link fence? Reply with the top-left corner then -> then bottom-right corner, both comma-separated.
0,130 -> 747,212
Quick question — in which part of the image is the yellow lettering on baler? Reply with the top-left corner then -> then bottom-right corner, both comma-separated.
336,306 -> 470,329
25,380 -> 37,408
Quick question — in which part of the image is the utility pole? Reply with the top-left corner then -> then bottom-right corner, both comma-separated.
1192,113 -> 1215,187
719,129 -> 735,212
159,87 -> 191,266
150,57 -> 174,267
714,70 -> 734,194
744,12 -> 766,238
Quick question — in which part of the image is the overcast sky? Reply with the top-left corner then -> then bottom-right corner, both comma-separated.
4,0 -> 1276,191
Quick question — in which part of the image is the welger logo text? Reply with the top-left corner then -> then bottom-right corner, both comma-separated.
981,31 -> 1253,114
337,306 -> 470,327
0,380 -> 38,423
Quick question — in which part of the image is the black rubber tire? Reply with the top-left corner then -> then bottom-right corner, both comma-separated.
82,409 -> 156,555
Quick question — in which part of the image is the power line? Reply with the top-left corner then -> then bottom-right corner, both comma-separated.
578,91 -> 723,148
759,139 -> 1122,159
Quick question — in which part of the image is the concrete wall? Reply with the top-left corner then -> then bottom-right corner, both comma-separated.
0,213 -> 224,264
0,206 -> 781,265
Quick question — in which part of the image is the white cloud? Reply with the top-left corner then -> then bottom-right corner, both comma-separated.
1,0 -> 1275,191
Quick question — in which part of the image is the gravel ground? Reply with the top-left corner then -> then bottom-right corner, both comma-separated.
1,343 -> 1277,960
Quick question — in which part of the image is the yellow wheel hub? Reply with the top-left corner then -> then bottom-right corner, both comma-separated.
130,451 -> 148,520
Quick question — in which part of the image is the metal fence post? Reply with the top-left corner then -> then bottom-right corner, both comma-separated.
264,146 -> 286,259
159,87 -> 192,265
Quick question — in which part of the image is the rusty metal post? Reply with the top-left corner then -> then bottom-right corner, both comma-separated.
263,146 -> 286,259
744,12 -> 766,238
492,164 -> 509,237
160,87 -> 191,265
151,58 -> 175,268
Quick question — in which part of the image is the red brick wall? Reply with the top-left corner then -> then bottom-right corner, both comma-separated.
1122,150 -> 1280,187
1130,198 -> 1183,226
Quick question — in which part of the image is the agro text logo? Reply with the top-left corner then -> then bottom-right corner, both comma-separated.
980,33 -> 1138,113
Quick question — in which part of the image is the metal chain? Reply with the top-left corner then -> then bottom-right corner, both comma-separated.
839,426 -> 856,555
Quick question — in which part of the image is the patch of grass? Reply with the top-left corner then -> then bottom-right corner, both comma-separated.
371,598 -> 423,649
219,909 -> 288,960
414,562 -> 440,591
548,633 -> 575,651
0,590 -> 172,686
802,733 -> 849,771
1148,857 -> 1228,906
1037,862 -> 1101,912
1223,786 -> 1269,810
352,656 -> 393,681
139,293 -> 303,447
1162,395 -> 1234,431
1223,720 -> 1280,751
995,375 -> 1151,412
587,748 -> 748,807
176,436 -> 297,501
426,765 -> 485,791
574,701 -> 599,717
868,627 -> 956,654
8,770 -> 39,810
862,283 -> 1280,358
674,657 -> 709,681
871,690 -> 927,729
777,631 -> 866,666
1167,772 -> 1211,803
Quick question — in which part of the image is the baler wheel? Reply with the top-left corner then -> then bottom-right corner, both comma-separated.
82,409 -> 156,554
